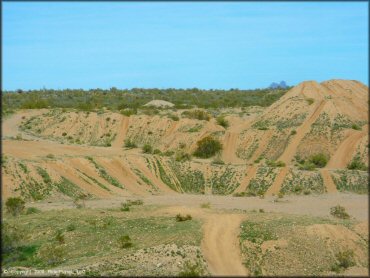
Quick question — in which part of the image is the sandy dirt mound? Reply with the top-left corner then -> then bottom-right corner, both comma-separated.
143,100 -> 175,108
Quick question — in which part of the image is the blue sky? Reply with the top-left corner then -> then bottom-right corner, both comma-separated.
3,2 -> 368,90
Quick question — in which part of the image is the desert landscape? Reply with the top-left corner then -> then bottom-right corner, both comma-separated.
2,79 -> 369,276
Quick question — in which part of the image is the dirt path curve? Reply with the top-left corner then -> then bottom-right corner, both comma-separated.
265,166 -> 289,196
327,129 -> 367,168
278,100 -> 326,164
320,169 -> 337,193
112,116 -> 129,148
202,214 -> 248,276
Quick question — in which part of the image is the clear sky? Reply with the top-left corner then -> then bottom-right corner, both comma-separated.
3,1 -> 368,90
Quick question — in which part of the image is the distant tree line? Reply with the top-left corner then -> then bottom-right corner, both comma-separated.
2,87 -> 291,111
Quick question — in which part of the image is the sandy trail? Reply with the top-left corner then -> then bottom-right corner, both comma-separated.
112,116 -> 129,148
327,129 -> 367,168
202,214 -> 248,276
249,129 -> 273,162
234,165 -> 257,193
222,131 -> 244,164
278,100 -> 326,164
320,169 -> 338,193
265,166 -> 289,195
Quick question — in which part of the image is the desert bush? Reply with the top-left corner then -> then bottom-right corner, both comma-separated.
162,150 -> 175,156
298,161 -> 316,171
142,144 -> 153,154
259,208 -> 265,213
176,214 -> 192,222
168,114 -> 179,121
331,249 -> 355,272
351,123 -> 361,130
6,197 -> 25,216
124,139 -> 137,149
308,153 -> 329,168
37,243 -> 66,266
266,160 -> 286,167
216,116 -> 229,128
306,98 -> 314,105
153,149 -> 162,155
118,235 -> 133,248
55,229 -> 65,244
178,260 -> 206,277
193,136 -> 222,158
66,223 -> 76,232
120,108 -> 137,117
46,154 -> 55,159
330,205 -> 350,219
211,156 -> 225,165
290,130 -> 297,135
175,151 -> 191,162
26,207 -> 41,215
62,132 -> 67,136
182,109 -> 210,121
126,199 -> 144,206
120,203 -> 130,211
347,155 -> 367,171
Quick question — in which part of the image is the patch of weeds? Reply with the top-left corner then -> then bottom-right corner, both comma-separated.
176,214 -> 192,222
216,116 -> 229,128
331,249 -> 355,273
5,197 -> 25,216
347,155 -> 367,171
26,207 -> 41,215
142,144 -> 153,154
330,205 -> 350,219
178,260 -> 206,277
118,235 -> 133,248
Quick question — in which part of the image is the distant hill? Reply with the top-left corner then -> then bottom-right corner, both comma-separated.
269,81 -> 288,89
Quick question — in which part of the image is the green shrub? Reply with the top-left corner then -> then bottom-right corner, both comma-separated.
26,207 -> 41,215
216,116 -> 229,128
347,155 -> 367,171
55,229 -> 65,244
175,151 -> 191,162
290,130 -> 297,135
120,203 -> 130,211
331,249 -> 355,272
118,235 -> 133,248
153,149 -> 162,155
178,260 -> 206,277
175,214 -> 192,222
193,136 -> 222,158
162,150 -> 175,157
124,139 -> 137,149
306,98 -> 314,105
120,108 -> 137,117
330,205 -> 350,219
6,197 -> 25,216
211,156 -> 225,165
142,144 -> 153,154
46,154 -> 55,159
126,199 -> 144,206
309,153 -> 329,168
351,123 -> 361,130
182,110 -> 210,121
37,243 -> 66,266
266,160 -> 286,167
66,223 -> 76,232
168,114 -> 179,121
298,161 -> 316,171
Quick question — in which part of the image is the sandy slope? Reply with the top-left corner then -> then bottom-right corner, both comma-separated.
265,167 -> 289,195
320,169 -> 338,193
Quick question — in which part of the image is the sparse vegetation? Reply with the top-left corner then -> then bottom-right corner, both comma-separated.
118,235 -> 133,248
178,260 -> 206,277
331,249 -> 355,273
308,153 -> 329,168
347,155 -> 367,171
182,110 -> 211,121
200,202 -> 211,209
124,139 -> 137,149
